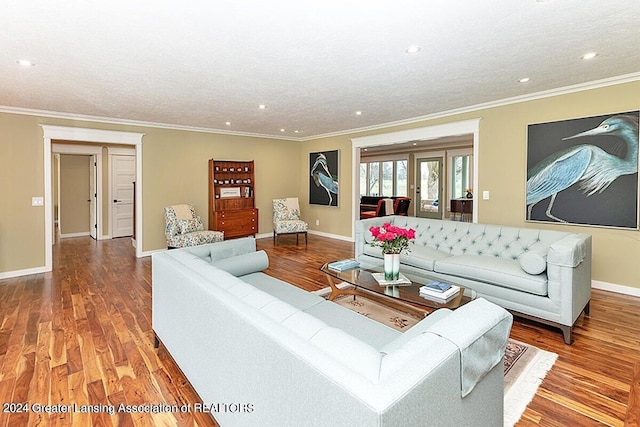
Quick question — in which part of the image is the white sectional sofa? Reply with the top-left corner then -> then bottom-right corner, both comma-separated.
152,238 -> 513,427
355,217 -> 592,344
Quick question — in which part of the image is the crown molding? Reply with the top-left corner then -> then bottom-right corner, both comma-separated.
2,72 -> 638,142
300,72 -> 640,141
1,105 -> 301,142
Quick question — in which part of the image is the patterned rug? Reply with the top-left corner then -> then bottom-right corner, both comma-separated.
316,289 -> 557,426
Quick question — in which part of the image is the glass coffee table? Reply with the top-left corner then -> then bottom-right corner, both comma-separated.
320,261 -> 476,318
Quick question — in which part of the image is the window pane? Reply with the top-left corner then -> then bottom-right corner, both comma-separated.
368,162 -> 380,195
360,163 -> 367,196
395,160 -> 407,196
382,161 -> 393,196
452,155 -> 470,199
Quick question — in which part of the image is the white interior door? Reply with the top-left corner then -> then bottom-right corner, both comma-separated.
111,155 -> 135,238
416,157 -> 443,219
89,155 -> 97,239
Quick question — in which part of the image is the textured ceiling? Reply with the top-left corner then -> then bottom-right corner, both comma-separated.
1,1 -> 639,140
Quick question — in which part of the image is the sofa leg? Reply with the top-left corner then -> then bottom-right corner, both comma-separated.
273,231 -> 277,246
153,334 -> 160,349
584,301 -> 591,316
561,325 -> 573,345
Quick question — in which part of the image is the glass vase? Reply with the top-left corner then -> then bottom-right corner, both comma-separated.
384,253 -> 400,281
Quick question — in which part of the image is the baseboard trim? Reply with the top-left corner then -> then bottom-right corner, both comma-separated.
60,232 -> 91,238
592,280 -> 640,298
255,230 -> 353,242
0,266 -> 49,280
307,230 -> 354,242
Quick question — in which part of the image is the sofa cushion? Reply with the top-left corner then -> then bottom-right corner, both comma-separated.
435,255 -> 548,296
241,272 -> 325,311
304,300 -> 399,350
308,327 -> 382,383
380,308 -> 452,355
211,250 -> 269,276
401,244 -> 452,271
519,251 -> 547,275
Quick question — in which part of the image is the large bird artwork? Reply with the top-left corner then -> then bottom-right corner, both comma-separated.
310,152 -> 339,206
526,113 -> 639,226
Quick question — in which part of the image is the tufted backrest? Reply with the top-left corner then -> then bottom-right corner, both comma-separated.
384,217 -> 570,261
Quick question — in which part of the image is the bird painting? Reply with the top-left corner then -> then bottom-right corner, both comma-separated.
310,152 -> 339,206
526,113 -> 639,226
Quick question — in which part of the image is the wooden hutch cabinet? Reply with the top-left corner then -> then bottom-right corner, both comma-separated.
208,159 -> 258,239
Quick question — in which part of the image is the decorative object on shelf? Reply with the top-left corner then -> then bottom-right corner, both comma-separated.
369,222 -> 416,281
526,111 -> 639,228
465,188 -> 473,198
310,150 -> 339,206
208,159 -> 258,239
220,187 -> 241,198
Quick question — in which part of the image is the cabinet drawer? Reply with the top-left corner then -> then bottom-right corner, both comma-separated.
214,209 -> 258,238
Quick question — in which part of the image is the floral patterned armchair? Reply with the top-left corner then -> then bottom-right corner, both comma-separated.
164,204 -> 224,248
272,198 -> 308,245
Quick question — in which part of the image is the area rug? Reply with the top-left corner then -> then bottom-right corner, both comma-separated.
313,287 -> 557,426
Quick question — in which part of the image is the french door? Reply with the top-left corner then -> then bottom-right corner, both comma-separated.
416,157 -> 443,219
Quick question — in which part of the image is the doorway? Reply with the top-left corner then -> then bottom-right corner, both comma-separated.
110,153 -> 136,238
416,157 -> 443,219
42,126 -> 144,272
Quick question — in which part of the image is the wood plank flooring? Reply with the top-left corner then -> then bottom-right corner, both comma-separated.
0,233 -> 638,426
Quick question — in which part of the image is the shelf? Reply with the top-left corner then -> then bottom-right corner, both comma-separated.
208,159 -> 257,239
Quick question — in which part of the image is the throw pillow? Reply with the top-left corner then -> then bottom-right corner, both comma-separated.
177,217 -> 204,234
519,251 -> 547,275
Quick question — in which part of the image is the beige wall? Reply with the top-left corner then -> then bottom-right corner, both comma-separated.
300,80 -> 640,288
1,79 -> 638,289
0,113 -> 45,272
141,128 -> 301,251
59,154 -> 91,235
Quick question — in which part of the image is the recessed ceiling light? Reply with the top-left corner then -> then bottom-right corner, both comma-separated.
518,77 -> 530,83
581,52 -> 598,60
258,104 -> 266,109
355,111 -> 362,116
225,121 -> 231,126
405,45 -> 422,54
412,142 -> 418,146
294,130 -> 300,134
280,128 -> 285,132
17,59 -> 35,67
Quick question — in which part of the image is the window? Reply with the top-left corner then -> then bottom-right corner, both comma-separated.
360,159 -> 407,197
449,153 -> 472,199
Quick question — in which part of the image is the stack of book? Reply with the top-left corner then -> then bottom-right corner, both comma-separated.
419,280 -> 460,303
327,259 -> 360,272
371,272 -> 412,286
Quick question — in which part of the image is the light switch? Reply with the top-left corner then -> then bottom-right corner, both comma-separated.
482,191 -> 490,200
32,197 -> 44,206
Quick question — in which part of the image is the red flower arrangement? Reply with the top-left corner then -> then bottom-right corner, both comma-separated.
369,223 -> 416,255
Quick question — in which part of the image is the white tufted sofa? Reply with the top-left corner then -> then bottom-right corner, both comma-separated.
355,217 -> 591,344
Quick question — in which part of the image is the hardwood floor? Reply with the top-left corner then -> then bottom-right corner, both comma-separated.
0,233 -> 638,426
